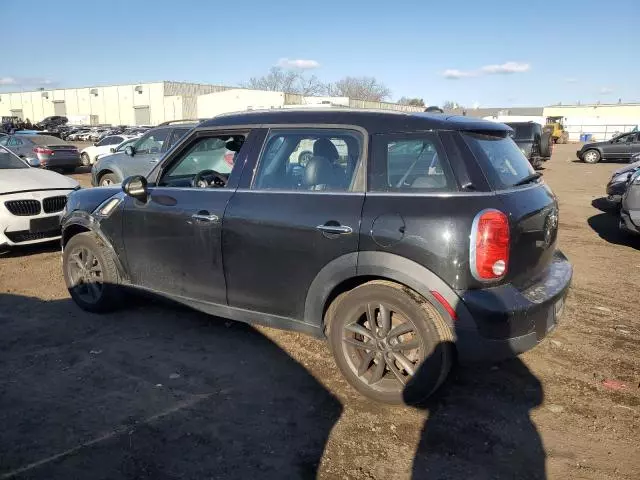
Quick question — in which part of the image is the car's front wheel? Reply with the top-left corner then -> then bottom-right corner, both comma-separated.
583,149 -> 601,163
99,173 -> 119,187
327,280 -> 453,404
63,232 -> 123,312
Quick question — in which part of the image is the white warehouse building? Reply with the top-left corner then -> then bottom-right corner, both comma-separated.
0,81 -> 229,126
0,81 -> 423,126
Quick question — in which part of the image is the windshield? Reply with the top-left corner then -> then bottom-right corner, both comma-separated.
0,146 -> 28,169
507,124 -> 535,140
463,132 -> 535,189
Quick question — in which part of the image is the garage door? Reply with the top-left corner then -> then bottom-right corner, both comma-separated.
134,106 -> 150,126
53,101 -> 66,116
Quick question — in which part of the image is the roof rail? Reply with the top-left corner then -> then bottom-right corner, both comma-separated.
158,119 -> 203,126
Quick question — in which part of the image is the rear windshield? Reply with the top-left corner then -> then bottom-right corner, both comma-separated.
507,123 -> 535,140
30,135 -> 67,146
462,132 -> 535,189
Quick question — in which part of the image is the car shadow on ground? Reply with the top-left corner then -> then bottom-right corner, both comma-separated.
591,197 -> 619,213
407,285 -> 548,480
588,211 -> 640,249
409,350 -> 545,479
0,293 -> 342,479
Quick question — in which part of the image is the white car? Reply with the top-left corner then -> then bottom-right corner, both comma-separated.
80,135 -> 137,166
0,145 -> 79,249
93,136 -> 139,163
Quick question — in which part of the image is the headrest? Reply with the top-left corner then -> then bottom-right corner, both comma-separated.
304,156 -> 335,188
313,138 -> 339,160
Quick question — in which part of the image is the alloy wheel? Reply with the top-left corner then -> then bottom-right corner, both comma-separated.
341,303 -> 423,393
101,178 -> 113,186
66,246 -> 104,304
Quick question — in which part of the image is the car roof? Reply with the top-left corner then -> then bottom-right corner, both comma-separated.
198,108 -> 511,134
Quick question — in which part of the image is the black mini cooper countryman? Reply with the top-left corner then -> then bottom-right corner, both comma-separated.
61,109 -> 572,404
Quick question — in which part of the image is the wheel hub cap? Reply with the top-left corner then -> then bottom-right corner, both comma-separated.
342,303 -> 422,391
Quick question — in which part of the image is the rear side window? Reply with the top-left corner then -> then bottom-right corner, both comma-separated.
462,132 -> 534,190
370,134 -> 456,192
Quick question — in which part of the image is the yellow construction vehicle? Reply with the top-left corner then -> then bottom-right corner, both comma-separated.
545,116 -> 569,144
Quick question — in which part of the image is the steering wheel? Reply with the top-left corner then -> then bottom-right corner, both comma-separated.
191,169 -> 228,189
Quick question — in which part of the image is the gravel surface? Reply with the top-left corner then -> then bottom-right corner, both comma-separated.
0,143 -> 638,479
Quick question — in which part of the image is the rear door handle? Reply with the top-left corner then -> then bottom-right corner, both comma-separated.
192,213 -> 219,223
316,224 -> 353,235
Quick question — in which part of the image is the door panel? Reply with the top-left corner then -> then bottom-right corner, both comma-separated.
223,191 -> 364,319
121,129 -> 256,304
122,189 -> 232,303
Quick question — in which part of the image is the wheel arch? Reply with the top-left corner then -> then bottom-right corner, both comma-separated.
62,215 -> 129,281
304,251 -> 476,335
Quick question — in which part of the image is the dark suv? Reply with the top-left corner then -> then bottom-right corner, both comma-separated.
505,121 -> 552,169
61,110 -> 572,404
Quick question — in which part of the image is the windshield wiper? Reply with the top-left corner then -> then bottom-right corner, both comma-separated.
513,172 -> 542,187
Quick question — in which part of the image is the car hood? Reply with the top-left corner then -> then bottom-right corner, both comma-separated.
612,158 -> 640,177
65,186 -> 120,214
0,167 -> 79,194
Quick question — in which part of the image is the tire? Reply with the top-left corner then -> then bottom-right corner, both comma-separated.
63,232 -> 123,313
583,149 -> 601,164
327,280 -> 453,405
99,173 -> 119,187
540,131 -> 553,157
81,153 -> 91,166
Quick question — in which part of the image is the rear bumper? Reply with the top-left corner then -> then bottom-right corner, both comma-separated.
455,250 -> 572,363
41,155 -> 81,168
576,150 -> 583,160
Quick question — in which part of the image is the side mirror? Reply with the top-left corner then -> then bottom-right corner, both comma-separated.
125,145 -> 135,156
109,147 -> 116,153
26,157 -> 40,167
122,175 -> 148,201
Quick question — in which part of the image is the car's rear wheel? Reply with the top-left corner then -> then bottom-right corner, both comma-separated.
327,280 -> 453,404
99,173 -> 119,186
583,149 -> 601,163
81,153 -> 91,166
63,232 -> 123,312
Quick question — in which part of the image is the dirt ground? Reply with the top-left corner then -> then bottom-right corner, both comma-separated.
0,143 -> 638,479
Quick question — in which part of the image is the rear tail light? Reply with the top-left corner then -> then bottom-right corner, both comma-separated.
34,147 -> 54,155
470,209 -> 510,281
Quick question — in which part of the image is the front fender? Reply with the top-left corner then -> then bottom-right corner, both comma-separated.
303,251 -> 476,334
62,202 -> 129,282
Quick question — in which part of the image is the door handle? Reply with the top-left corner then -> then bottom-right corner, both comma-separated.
192,213 -> 219,223
316,224 -> 353,235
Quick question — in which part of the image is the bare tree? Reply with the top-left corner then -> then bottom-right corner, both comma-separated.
244,67 -> 303,93
298,74 -> 326,96
398,97 -> 425,107
326,76 -> 391,102
442,100 -> 462,110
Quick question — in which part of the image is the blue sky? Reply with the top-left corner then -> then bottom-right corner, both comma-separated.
2,0 -> 637,107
